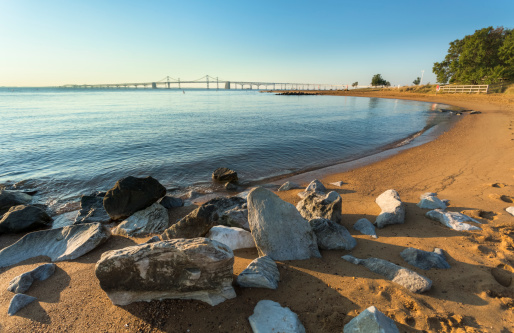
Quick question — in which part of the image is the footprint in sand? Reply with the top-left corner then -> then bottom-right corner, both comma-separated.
488,193 -> 513,203
461,209 -> 498,221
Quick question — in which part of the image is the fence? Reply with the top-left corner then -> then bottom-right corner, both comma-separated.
437,85 -> 489,94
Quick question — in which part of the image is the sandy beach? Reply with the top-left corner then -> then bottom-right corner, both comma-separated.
1,90 -> 513,332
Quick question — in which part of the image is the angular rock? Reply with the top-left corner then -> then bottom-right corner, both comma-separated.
342,255 -> 432,293
375,190 -> 405,228
103,176 -> 166,220
0,205 -> 52,233
8,263 -> 56,293
416,192 -> 447,210
297,191 -> 343,224
75,194 -> 110,224
237,256 -> 279,289
249,300 -> 306,333
309,218 -> 356,250
0,223 -> 110,268
353,218 -> 378,238
207,225 -> 255,250
112,203 -> 169,237
159,195 -> 184,209
247,187 -> 320,260
297,179 -> 326,199
95,238 -> 236,306
219,207 -> 249,230
400,248 -> 450,270
330,181 -> 345,187
343,306 -> 399,333
225,182 -> 238,191
506,206 -> 514,216
212,167 -> 238,182
52,211 -> 78,229
426,209 -> 482,231
0,190 -> 32,215
278,181 -> 300,192
491,267 -> 512,287
8,294 -> 37,316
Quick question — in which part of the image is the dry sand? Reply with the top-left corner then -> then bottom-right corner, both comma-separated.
1,91 -> 513,332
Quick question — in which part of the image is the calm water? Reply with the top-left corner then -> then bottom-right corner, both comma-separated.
0,88 -> 453,209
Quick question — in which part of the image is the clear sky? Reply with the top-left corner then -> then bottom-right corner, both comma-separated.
1,0 -> 513,87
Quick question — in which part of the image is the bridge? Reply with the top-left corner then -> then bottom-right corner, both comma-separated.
61,75 -> 347,90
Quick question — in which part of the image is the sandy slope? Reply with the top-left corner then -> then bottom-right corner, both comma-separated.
1,91 -> 513,332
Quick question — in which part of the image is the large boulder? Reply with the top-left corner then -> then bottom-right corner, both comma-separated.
75,194 -> 110,224
375,190 -> 405,228
309,218 -> 356,250
237,256 -> 280,289
0,205 -> 52,233
247,187 -> 320,260
8,263 -> 56,294
248,300 -> 306,333
95,238 -> 236,306
416,192 -> 447,210
425,209 -> 481,231
400,247 -> 450,270
206,226 -> 255,250
0,223 -> 110,268
297,191 -> 342,224
112,203 -> 169,237
0,190 -> 32,215
343,306 -> 399,333
103,176 -> 166,220
212,167 -> 238,182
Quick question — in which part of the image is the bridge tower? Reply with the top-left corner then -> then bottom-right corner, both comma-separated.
178,78 -> 181,89
166,76 -> 170,89
206,75 -> 209,89
225,81 -> 231,89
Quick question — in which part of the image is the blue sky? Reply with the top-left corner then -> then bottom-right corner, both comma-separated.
1,0 -> 513,86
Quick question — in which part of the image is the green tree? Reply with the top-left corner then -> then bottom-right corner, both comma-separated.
433,26 -> 514,84
352,81 -> 358,88
371,74 -> 388,86
413,77 -> 421,85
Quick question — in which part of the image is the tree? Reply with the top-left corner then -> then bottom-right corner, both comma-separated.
352,81 -> 358,88
371,74 -> 388,86
413,77 -> 421,85
432,26 -> 514,84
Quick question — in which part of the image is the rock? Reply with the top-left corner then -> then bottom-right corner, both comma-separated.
491,267 -> 512,287
237,256 -> 280,289
249,300 -> 306,333
353,218 -> 378,238
297,179 -> 326,198
416,192 -> 447,210
0,205 -> 52,233
225,182 -> 238,191
95,238 -> 236,306
75,194 -> 110,224
112,203 -> 169,237
247,187 -> 320,260
219,207 -> 249,230
278,181 -> 300,192
8,294 -> 37,316
0,223 -> 110,268
0,190 -> 32,215
425,209 -> 482,231
52,211 -> 78,229
8,263 -> 56,293
506,206 -> 514,216
375,190 -> 405,228
330,181 -> 345,187
103,176 -> 166,220
400,248 -> 450,270
206,226 -> 255,250
309,218 -> 356,250
470,111 -> 482,114
296,191 -> 343,224
159,195 -> 184,209
342,255 -> 432,293
212,167 -> 238,182
343,306 -> 399,333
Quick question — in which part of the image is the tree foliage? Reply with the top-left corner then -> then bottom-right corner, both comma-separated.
371,74 -> 389,87
352,81 -> 358,88
433,26 -> 514,84
413,77 -> 421,85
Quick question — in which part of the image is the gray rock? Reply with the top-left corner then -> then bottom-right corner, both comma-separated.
75,194 -> 110,224
425,209 -> 481,231
343,306 -> 399,333
8,263 -> 56,293
0,190 -> 32,215
297,179 -> 327,199
278,181 -> 300,192
206,226 -> 255,250
297,191 -> 342,224
506,206 -> 514,216
309,218 -> 356,250
212,167 -> 238,182
375,190 -> 405,228
0,223 -> 110,268
247,187 -> 321,260
219,207 -> 249,230
52,211 -> 78,229
237,256 -> 280,289
159,195 -> 184,209
95,238 -> 236,306
112,203 -> 169,237
416,192 -> 447,210
225,182 -> 238,191
8,294 -> 37,316
353,218 -> 378,238
342,255 -> 432,293
400,248 -> 450,270
248,300 -> 306,333
0,205 -> 52,233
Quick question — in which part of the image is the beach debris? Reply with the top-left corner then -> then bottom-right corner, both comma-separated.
278,181 -> 301,191
491,267 -> 512,287
247,187 -> 321,260
416,192 -> 447,210
343,306 -> 399,333
400,247 -> 450,270
342,255 -> 432,293
95,238 -> 236,306
8,294 -> 37,316
0,223 -> 110,268
248,300 -> 306,333
297,191 -> 343,224
237,256 -> 280,289
330,181 -> 345,187
0,189 -> 33,215
297,179 -> 326,198
309,218 -> 356,250
212,167 -> 238,182
206,225 -> 255,250
158,195 -> 184,209
112,202 -> 169,237
74,193 -> 110,224
103,176 -> 166,220
425,209 -> 482,231
506,206 -> 514,216
375,190 -> 405,228
8,263 -> 56,294
0,205 -> 52,233
353,218 -> 378,238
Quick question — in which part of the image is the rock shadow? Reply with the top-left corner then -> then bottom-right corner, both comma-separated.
28,266 -> 71,303
73,235 -> 138,264
14,300 -> 51,324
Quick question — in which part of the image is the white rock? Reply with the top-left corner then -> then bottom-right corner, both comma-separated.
330,181 -> 345,187
112,203 -> 169,237
375,190 -> 405,228
248,300 -> 306,333
506,206 -> 514,216
416,192 -> 447,210
343,306 -> 399,333
206,226 -> 255,250
426,209 -> 481,231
